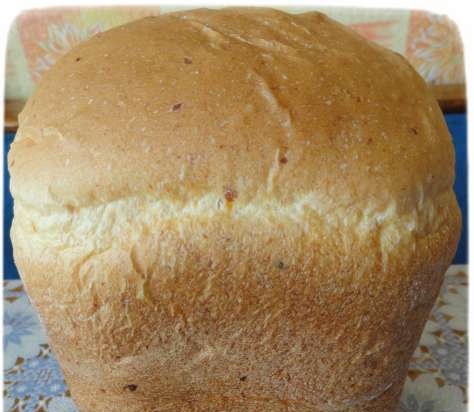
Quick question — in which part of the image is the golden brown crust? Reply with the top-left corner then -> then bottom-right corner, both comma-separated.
12,191 -> 460,411
9,8 -> 453,214
9,7 -> 461,412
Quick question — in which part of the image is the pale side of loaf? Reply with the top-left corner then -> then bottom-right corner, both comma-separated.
9,8 -> 460,412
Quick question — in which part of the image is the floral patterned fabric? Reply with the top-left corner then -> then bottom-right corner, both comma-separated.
5,6 -> 464,101
3,266 -> 467,412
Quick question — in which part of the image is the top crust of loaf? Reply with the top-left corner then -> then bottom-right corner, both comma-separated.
9,8 -> 454,220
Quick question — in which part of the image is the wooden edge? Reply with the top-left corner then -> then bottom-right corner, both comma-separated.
430,84 -> 467,113
4,100 -> 25,133
3,84 -> 466,133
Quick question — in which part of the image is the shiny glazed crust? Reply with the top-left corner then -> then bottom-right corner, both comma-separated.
9,7 -> 461,412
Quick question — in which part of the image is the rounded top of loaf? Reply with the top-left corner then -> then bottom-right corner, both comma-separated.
9,7 -> 454,216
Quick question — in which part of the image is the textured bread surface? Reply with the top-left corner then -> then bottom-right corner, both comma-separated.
9,7 -> 460,412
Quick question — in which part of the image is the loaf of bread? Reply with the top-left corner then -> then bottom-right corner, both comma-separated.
8,7 -> 460,412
